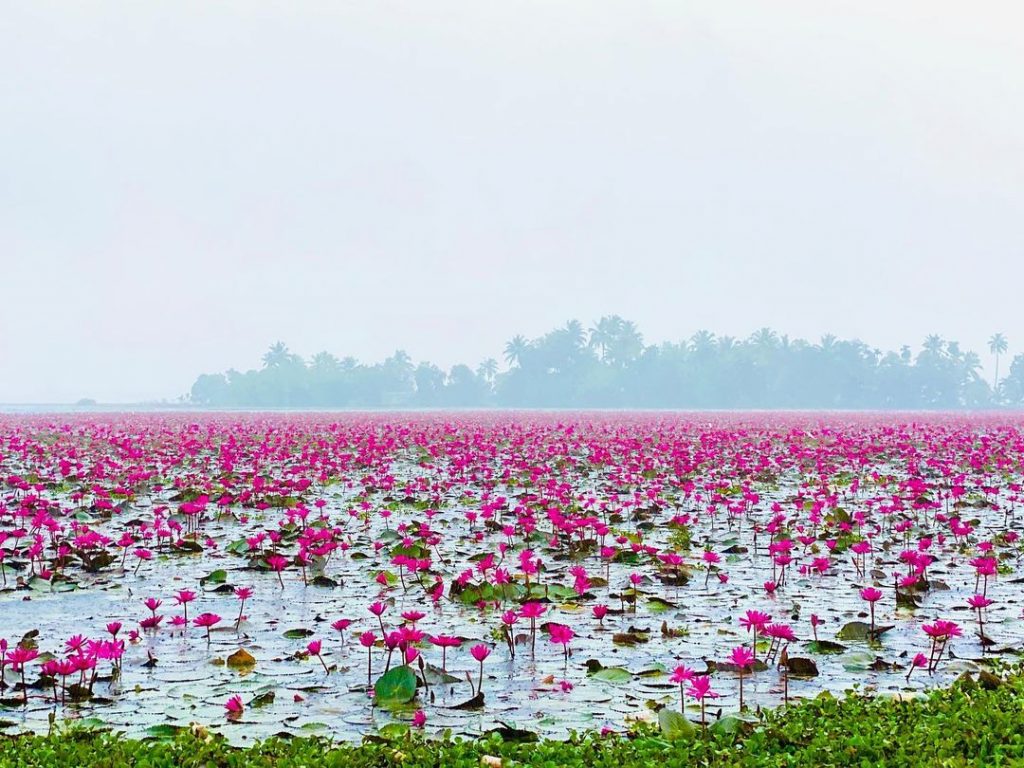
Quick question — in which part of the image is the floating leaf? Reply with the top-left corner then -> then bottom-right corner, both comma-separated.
785,657 -> 819,677
374,666 -> 417,705
227,648 -> 256,669
590,666 -> 632,684
251,691 -> 276,707
451,691 -> 485,710
144,724 -> 184,741
837,621 -> 894,641
646,597 -> 676,613
200,569 -> 228,585
806,640 -> 847,654
612,632 -> 649,646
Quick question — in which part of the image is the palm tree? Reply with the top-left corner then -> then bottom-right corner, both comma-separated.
750,327 -> 779,350
588,316 -> 622,361
717,335 -> 737,353
610,319 -> 644,366
476,358 -> 499,381
989,333 -> 1008,390
564,320 -> 586,350
310,352 -> 340,374
503,335 -> 529,367
262,341 -> 294,369
922,334 -> 944,356
690,330 -> 716,354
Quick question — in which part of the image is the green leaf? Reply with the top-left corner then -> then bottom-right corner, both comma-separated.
251,691 -> 275,708
200,569 -> 228,585
590,666 -> 632,684
710,714 -> 744,736
283,628 -> 314,639
378,723 -> 410,739
837,621 -> 893,641
807,639 -> 847,654
374,666 -> 418,705
143,724 -> 184,741
658,708 -> 695,739
646,597 -> 676,613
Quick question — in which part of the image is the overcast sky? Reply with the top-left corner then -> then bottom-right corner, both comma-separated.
2,1 -> 1022,402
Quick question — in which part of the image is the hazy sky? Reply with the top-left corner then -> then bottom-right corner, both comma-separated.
2,1 -> 1022,402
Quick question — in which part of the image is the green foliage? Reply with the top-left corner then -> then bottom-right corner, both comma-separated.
188,325 -> 1016,409
658,708 -> 695,739
5,673 -> 1024,767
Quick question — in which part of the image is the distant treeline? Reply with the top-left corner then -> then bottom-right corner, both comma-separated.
188,318 -> 1022,409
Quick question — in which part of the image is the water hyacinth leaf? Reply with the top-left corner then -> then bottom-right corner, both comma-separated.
658,708 -> 695,739
709,714 -> 744,736
377,723 -> 410,739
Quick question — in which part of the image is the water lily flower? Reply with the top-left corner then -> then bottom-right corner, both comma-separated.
193,612 -> 221,642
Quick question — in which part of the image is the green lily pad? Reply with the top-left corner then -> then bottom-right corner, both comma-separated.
374,666 -> 418,705
590,666 -> 632,684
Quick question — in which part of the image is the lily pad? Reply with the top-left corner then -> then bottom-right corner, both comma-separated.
590,666 -> 632,684
837,621 -> 894,641
227,648 -> 256,669
374,666 -> 417,705
806,640 -> 847,654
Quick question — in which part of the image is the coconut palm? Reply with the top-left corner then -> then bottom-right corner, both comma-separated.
690,330 -> 716,354
989,333 -> 1008,391
262,341 -> 295,369
750,327 -> 779,351
564,320 -> 586,351
476,358 -> 499,381
588,316 -> 622,361
503,335 -> 529,367
310,352 -> 340,374
922,335 -> 944,356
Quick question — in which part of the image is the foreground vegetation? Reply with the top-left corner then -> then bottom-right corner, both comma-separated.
5,671 -> 1023,767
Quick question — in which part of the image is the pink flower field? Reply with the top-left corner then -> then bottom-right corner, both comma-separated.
0,412 -> 1021,741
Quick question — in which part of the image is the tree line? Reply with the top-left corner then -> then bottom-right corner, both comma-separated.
188,319 -> 1023,409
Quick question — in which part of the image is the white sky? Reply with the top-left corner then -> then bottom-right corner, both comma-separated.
2,1 -> 1022,402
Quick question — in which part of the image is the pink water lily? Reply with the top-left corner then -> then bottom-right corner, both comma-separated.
728,645 -> 755,709
1,411 -> 1023,736
687,674 -> 719,727
193,613 -> 221,642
